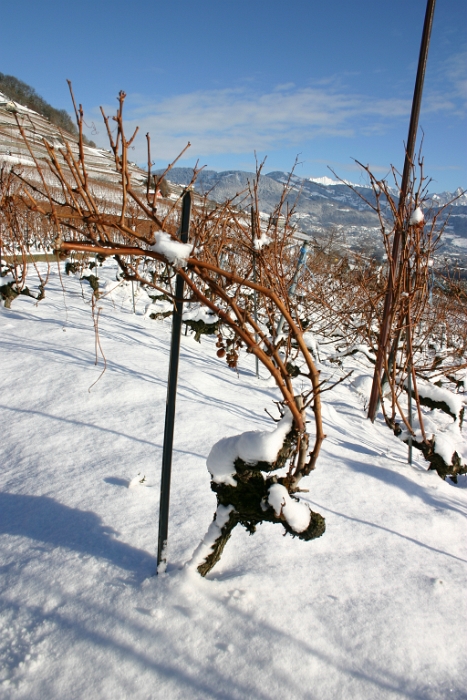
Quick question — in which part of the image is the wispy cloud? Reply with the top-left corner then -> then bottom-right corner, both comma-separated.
442,50 -> 467,107
428,48 -> 467,115
95,81 -> 459,163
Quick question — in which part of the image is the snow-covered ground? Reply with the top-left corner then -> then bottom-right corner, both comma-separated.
1,262 -> 466,700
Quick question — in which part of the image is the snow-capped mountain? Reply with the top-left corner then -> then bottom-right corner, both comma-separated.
160,168 -> 467,270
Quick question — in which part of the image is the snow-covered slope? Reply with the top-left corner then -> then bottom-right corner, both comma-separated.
1,261 -> 466,699
0,91 -> 147,191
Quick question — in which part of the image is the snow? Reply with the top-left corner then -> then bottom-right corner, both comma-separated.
308,175 -> 364,188
302,331 -> 320,360
329,343 -> 375,364
1,259 -> 466,700
128,474 -> 147,488
206,410 -> 293,486
452,237 -> 467,249
182,303 -> 218,324
150,231 -> 193,267
351,373 -> 374,399
254,232 -> 272,250
409,207 -> 424,225
0,154 -> 36,168
0,92 -> 38,115
407,376 -> 465,420
433,423 -> 465,467
267,484 -> 311,533
188,505 -> 235,570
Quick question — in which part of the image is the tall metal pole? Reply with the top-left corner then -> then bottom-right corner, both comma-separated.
157,190 -> 192,573
251,207 -> 259,379
368,0 -> 436,422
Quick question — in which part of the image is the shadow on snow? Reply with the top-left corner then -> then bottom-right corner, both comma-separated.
0,492 -> 156,576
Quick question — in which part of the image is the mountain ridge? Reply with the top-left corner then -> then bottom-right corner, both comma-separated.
158,167 -> 467,268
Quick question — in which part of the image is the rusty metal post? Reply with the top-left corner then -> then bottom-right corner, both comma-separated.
251,207 -> 259,378
368,0 -> 437,422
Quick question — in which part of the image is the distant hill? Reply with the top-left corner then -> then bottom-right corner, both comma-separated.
0,73 -> 95,147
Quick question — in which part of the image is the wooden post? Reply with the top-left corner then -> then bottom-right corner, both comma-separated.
157,190 -> 192,573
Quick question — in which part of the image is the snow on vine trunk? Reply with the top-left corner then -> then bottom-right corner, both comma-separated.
187,505 -> 235,571
189,408 -> 325,576
206,410 -> 293,487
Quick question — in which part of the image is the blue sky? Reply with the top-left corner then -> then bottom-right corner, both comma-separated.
2,0 -> 466,191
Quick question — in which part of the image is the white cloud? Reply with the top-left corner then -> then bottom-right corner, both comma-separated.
428,49 -> 467,115
443,50 -> 467,106
94,81 -> 458,163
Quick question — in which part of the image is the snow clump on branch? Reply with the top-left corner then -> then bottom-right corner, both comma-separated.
409,207 -> 424,225
267,483 -> 312,533
150,231 -> 193,267
254,233 -> 272,251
